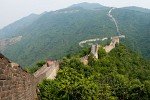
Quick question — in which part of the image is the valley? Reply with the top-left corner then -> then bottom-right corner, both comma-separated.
0,3 -> 149,67
0,2 -> 150,100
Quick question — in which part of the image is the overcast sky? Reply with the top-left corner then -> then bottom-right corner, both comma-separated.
0,0 -> 150,29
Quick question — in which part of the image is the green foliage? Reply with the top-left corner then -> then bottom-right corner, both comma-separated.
24,61 -> 46,74
2,5 -> 116,67
112,8 -> 150,59
39,65 -> 115,100
1,3 -> 150,67
38,44 -> 150,100
144,80 -> 150,99
36,61 -> 46,67
98,47 -> 107,59
78,47 -> 91,57
88,53 -> 96,66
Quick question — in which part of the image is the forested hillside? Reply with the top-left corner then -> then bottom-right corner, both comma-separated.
1,3 -> 116,66
0,13 -> 40,39
112,8 -> 150,59
0,3 -> 150,67
38,44 -> 150,100
123,6 -> 150,13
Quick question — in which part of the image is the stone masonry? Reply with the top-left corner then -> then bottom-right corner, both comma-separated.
0,53 -> 37,100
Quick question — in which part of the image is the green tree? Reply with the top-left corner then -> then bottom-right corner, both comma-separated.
36,61 -> 46,67
88,53 -> 96,66
98,47 -> 107,59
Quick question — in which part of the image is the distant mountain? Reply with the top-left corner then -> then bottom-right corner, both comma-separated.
0,14 -> 40,39
112,8 -> 150,58
70,2 -> 105,10
0,2 -> 150,67
122,6 -> 150,13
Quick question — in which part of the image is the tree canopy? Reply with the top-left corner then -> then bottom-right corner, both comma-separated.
38,44 -> 150,100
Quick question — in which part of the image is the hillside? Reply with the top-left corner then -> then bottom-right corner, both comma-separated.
0,13 -> 40,39
0,3 -> 150,66
70,2 -> 105,10
0,3 -> 116,66
123,6 -> 150,13
38,44 -> 150,100
112,8 -> 150,58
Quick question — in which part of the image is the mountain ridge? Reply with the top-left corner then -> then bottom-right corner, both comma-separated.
0,2 -> 150,66
0,13 -> 40,39
122,6 -> 150,13
69,2 -> 106,10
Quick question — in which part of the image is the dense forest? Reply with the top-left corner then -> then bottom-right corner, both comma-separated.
38,44 -> 150,100
0,3 -> 150,67
112,8 -> 150,59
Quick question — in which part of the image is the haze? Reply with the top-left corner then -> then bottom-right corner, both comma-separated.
0,0 -> 150,29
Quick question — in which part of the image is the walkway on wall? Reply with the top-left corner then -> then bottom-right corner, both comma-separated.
33,61 -> 59,83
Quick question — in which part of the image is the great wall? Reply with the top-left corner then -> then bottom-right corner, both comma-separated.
79,7 -> 125,59
0,53 -> 60,100
0,36 -> 122,100
0,54 -> 37,100
33,60 -> 59,83
0,8 -> 125,100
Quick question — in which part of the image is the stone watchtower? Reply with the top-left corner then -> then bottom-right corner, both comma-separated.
91,44 -> 99,59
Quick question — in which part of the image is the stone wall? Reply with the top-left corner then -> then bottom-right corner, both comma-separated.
0,53 -> 37,100
34,61 -> 59,83
91,44 -> 99,59
103,36 -> 119,53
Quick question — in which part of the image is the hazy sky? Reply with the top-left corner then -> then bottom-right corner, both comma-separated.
0,0 -> 150,29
